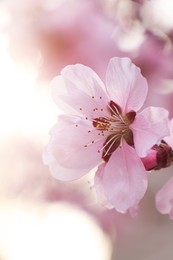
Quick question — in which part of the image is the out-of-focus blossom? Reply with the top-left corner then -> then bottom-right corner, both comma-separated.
44,57 -> 169,213
155,119 -> 173,219
156,176 -> 173,219
164,118 -> 173,149
132,34 -> 173,88
100,0 -> 173,101
5,0 -> 117,80
141,0 -> 173,35
132,34 -> 173,117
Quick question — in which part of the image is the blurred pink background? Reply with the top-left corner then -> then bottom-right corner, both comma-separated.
1,0 -> 173,259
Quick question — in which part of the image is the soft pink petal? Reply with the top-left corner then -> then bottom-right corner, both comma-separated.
156,176 -> 173,219
95,141 -> 148,213
44,115 -> 104,180
94,164 -> 114,209
51,76 -> 79,115
106,57 -> 148,113
43,145 -> 90,181
131,107 -> 170,157
51,64 -> 109,119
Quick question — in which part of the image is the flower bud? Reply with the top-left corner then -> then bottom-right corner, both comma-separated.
141,141 -> 173,171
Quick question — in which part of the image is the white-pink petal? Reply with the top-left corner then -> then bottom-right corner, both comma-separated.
51,64 -> 109,119
94,164 -> 114,210
44,115 -> 104,180
156,176 -> 173,220
106,57 -> 148,113
131,107 -> 170,157
95,141 -> 148,213
43,146 -> 89,181
51,76 -> 79,115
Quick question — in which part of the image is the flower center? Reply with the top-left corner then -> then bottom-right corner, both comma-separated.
93,100 -> 136,162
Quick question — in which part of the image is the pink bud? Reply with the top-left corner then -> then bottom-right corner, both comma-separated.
141,149 -> 158,171
141,141 -> 173,171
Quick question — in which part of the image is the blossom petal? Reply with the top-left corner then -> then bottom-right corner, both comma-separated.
155,176 -> 173,220
131,107 -> 170,157
94,164 -> 114,209
95,141 -> 148,212
106,57 -> 148,113
51,64 -> 109,119
43,146 -> 89,181
43,115 -> 104,180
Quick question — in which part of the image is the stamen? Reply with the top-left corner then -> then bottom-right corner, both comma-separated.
93,118 -> 110,130
108,101 -> 126,124
109,100 -> 122,115
102,134 -> 122,162
99,134 -> 121,152
91,100 -> 135,161
107,103 -> 123,121
83,136 -> 106,148
103,135 -> 121,159
93,105 -> 118,121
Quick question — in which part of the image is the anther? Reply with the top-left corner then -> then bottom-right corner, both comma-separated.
92,141 -> 95,144
92,96 -> 94,99
75,125 -> 78,127
100,96 -> 102,99
80,108 -> 82,110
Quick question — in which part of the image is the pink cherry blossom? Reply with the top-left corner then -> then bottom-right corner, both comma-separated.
44,57 -> 169,213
